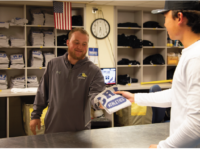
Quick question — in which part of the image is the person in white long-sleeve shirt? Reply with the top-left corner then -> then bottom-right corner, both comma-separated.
115,1 -> 200,148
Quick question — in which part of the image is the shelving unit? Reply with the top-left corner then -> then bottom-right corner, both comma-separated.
0,3 -> 85,89
115,7 -> 181,90
0,2 -> 86,138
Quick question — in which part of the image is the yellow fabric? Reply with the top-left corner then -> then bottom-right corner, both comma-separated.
29,107 -> 48,126
131,103 -> 147,116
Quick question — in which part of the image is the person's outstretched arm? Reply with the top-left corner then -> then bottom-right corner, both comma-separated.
115,88 -> 172,108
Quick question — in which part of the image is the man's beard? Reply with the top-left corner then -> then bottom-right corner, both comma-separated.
68,49 -> 86,61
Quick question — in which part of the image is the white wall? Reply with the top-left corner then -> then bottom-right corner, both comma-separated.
85,5 -> 115,68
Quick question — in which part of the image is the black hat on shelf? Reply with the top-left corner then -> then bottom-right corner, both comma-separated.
151,0 -> 200,14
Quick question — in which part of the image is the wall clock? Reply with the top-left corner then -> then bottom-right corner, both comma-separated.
90,18 -> 110,39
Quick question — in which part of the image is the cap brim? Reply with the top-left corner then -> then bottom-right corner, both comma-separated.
151,9 -> 169,14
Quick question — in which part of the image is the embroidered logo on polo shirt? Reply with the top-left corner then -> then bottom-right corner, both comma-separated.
56,71 -> 61,74
78,73 -> 87,79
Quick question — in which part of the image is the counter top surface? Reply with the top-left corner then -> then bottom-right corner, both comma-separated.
0,123 -> 169,148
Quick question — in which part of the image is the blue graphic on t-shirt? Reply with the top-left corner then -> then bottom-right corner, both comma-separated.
97,88 -> 126,108
106,97 -> 126,109
103,90 -> 115,99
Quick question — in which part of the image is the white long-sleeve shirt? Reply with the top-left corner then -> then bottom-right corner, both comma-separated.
135,40 -> 200,148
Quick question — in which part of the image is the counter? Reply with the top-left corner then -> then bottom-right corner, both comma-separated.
0,123 -> 169,148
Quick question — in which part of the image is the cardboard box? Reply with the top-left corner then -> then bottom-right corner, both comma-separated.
167,56 -> 178,65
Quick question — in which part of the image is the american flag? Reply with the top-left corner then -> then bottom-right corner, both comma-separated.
53,1 -> 72,30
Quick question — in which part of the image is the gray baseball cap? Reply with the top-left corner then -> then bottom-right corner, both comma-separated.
151,0 -> 200,14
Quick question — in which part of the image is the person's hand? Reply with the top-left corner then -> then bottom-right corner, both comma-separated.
114,91 -> 135,103
99,102 -> 104,109
30,119 -> 41,135
149,144 -> 157,148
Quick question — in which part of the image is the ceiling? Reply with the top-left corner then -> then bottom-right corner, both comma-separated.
0,0 -> 165,8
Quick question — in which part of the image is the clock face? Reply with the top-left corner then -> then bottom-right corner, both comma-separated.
91,18 -> 110,39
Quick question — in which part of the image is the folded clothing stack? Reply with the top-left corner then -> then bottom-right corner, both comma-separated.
10,38 -> 25,47
43,31 -> 54,46
0,34 -> 9,47
44,52 -> 55,67
31,10 -> 44,25
118,22 -> 141,28
0,22 -> 9,29
142,40 -> 154,46
0,52 -> 9,68
27,75 -> 39,88
10,54 -> 24,68
118,58 -> 140,65
118,74 -> 138,85
31,50 -> 43,67
10,75 -> 25,88
143,21 -> 163,28
31,31 -> 43,46
0,74 -> 8,90
10,18 -> 28,26
44,13 -> 54,26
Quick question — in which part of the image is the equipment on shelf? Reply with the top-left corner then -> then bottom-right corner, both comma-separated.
0,74 -> 8,90
143,21 -> 163,28
10,38 -> 25,47
10,54 -> 24,69
142,40 -> 154,46
29,29 -> 55,46
72,15 -> 83,26
57,33 -> 69,46
118,58 -> 140,65
0,34 -> 9,47
0,18 -> 28,29
118,74 -> 138,85
10,75 -> 25,88
167,52 -> 181,65
167,36 -> 183,47
27,75 -> 39,88
30,9 -> 44,25
43,52 -> 55,67
143,54 -> 165,65
0,52 -> 9,68
10,18 -> 28,26
0,22 -> 9,29
118,22 -> 141,28
43,31 -> 55,46
30,50 -> 43,67
30,31 -> 43,46
118,34 -> 142,48
44,13 -> 54,26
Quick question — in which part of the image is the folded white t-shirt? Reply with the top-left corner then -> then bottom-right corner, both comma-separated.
94,85 -> 131,114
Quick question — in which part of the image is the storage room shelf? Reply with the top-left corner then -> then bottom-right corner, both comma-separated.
117,65 -> 141,67
117,27 -> 141,30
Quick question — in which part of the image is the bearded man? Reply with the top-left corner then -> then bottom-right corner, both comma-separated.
30,28 -> 105,134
